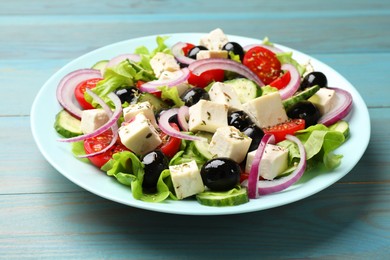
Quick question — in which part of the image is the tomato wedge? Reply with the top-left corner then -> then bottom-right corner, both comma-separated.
243,46 -> 281,85
263,119 -> 305,143
74,78 -> 102,110
269,70 -> 291,90
84,130 -> 129,168
159,123 -> 182,158
187,69 -> 225,88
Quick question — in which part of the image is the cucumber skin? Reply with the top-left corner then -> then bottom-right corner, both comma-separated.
54,110 -> 83,138
196,187 -> 249,207
282,85 -> 320,111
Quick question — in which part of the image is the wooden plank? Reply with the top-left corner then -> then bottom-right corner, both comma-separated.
0,183 -> 389,258
1,0 -> 389,15
0,107 -> 388,195
1,14 -> 389,60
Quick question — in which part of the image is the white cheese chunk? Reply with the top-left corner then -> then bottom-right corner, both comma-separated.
245,144 -> 288,180
159,70 -> 190,95
199,28 -> 229,51
242,92 -> 288,128
208,82 -> 242,111
188,100 -> 228,133
169,160 -> 204,199
209,126 -> 252,163
80,109 -> 109,134
123,101 -> 157,127
308,87 -> 337,115
149,52 -> 180,78
118,113 -> 162,155
196,50 -> 228,60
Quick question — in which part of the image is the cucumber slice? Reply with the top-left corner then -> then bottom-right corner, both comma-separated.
196,187 -> 249,207
329,120 -> 350,138
282,85 -> 320,110
54,110 -> 83,138
137,93 -> 169,113
224,78 -> 259,103
194,132 -> 213,159
91,60 -> 108,74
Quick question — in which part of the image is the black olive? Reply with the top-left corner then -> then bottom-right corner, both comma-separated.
180,87 -> 210,106
155,109 -> 180,127
222,42 -> 245,61
114,87 -> 139,104
287,100 -> 321,127
141,150 -> 169,193
227,110 -> 253,131
300,71 -> 328,90
242,124 -> 264,152
187,45 -> 208,59
201,158 -> 241,191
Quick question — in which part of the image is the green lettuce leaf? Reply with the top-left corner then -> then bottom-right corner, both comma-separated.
158,85 -> 185,107
101,151 -> 175,202
71,141 -> 90,163
170,139 -> 208,168
276,52 -> 306,76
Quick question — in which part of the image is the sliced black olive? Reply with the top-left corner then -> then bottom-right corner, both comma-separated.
222,42 -> 245,61
200,158 -> 241,191
114,87 -> 139,104
227,110 -> 253,131
287,100 -> 321,127
242,124 -> 265,152
187,45 -> 208,59
300,71 -> 328,90
141,150 -> 169,193
155,109 -> 180,127
180,87 -> 210,107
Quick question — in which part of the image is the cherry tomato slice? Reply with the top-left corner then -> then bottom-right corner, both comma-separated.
74,78 -> 102,110
269,70 -> 291,90
182,43 -> 195,56
84,130 -> 128,168
263,119 -> 305,143
243,46 -> 281,85
159,123 -> 181,158
187,69 -> 225,88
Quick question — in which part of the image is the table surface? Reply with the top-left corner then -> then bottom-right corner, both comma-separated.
1,0 -> 389,258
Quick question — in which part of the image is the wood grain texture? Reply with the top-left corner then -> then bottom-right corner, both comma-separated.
1,0 -> 389,258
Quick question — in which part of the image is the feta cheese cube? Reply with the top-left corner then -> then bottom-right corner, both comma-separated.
149,52 -> 180,78
308,87 -> 337,115
209,126 -> 252,163
188,100 -> 228,133
245,144 -> 288,180
80,109 -> 109,134
242,92 -> 288,128
118,113 -> 162,155
208,82 -> 242,111
196,50 -> 228,60
169,160 -> 204,199
199,28 -> 229,50
123,101 -> 157,127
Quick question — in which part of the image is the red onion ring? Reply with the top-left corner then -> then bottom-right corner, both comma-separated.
105,53 -> 141,70
188,58 -> 264,87
57,92 -> 122,143
177,106 -> 189,131
278,63 -> 301,100
139,68 -> 190,93
56,68 -> 102,119
246,134 -> 275,199
257,134 -> 306,195
243,44 -> 284,53
76,89 -> 119,158
158,108 -> 206,141
318,87 -> 353,126
171,42 -> 195,65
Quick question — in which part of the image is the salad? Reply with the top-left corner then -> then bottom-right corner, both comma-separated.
54,28 -> 353,207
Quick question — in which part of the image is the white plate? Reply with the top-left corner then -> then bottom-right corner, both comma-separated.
31,33 -> 370,215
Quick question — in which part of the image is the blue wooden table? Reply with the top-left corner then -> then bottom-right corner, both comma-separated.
1,0 -> 389,258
